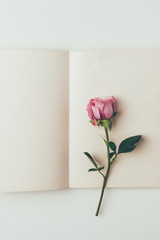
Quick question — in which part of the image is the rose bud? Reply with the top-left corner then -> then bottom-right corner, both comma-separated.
86,96 -> 116,126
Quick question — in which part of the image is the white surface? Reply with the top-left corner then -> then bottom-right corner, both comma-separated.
0,0 -> 160,239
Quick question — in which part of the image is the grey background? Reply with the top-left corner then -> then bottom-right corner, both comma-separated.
0,0 -> 160,239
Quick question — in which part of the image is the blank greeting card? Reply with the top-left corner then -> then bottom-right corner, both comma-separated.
0,49 -> 159,192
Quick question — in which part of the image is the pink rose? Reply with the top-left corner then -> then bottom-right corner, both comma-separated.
86,96 -> 116,126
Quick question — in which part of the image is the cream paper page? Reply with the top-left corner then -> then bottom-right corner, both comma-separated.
69,50 -> 160,188
0,50 -> 69,191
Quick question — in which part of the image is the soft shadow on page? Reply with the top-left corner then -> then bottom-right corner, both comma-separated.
0,50 -> 69,192
69,50 -> 160,188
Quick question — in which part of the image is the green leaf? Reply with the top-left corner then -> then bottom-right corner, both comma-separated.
118,145 -> 136,153
98,167 -> 104,171
88,167 -> 104,172
112,112 -> 118,118
109,141 -> 116,152
97,120 -> 103,126
108,119 -> 112,131
88,168 -> 98,172
119,135 -> 142,147
89,120 -> 93,125
118,135 -> 142,154
84,152 -> 98,168
109,152 -> 115,159
101,119 -> 110,128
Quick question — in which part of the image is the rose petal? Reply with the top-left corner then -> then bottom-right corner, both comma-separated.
112,101 -> 116,112
92,106 -> 101,120
103,102 -> 114,119
94,100 -> 105,112
104,96 -> 116,102
92,119 -> 98,126
86,103 -> 94,120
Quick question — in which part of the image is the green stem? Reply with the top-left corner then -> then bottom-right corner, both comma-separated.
99,171 -> 105,178
95,126 -> 110,216
110,154 -> 118,165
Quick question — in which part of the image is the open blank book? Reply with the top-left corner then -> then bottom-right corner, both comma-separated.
0,49 -> 159,191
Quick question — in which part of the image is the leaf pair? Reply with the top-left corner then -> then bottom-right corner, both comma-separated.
85,135 -> 142,173
118,135 -> 142,154
109,136 -> 142,159
84,152 -> 104,172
